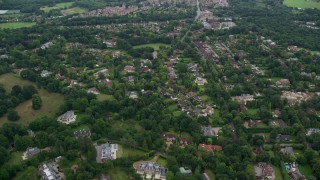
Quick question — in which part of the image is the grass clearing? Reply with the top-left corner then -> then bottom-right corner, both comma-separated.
109,168 -> 128,180
299,165 -> 313,178
273,165 -> 284,180
157,157 -> 167,167
117,144 -> 146,158
41,2 -> 74,12
97,94 -> 114,101
0,22 -> 36,29
133,43 -> 171,50
14,166 -> 38,180
0,73 -> 64,126
62,7 -> 87,16
205,169 -> 215,179
283,0 -> 320,9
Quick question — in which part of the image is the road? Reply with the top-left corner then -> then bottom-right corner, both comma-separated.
181,0 -> 200,42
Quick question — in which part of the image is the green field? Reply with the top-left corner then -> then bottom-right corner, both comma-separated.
41,2 -> 74,12
273,165 -> 284,180
133,43 -> 171,50
117,144 -> 146,158
283,0 -> 320,9
109,168 -> 128,180
97,94 -> 114,101
0,22 -> 36,29
0,73 -> 64,126
299,165 -> 313,178
62,7 -> 87,16
205,169 -> 216,180
157,157 -> 167,167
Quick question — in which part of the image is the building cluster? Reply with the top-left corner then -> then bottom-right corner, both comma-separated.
194,41 -> 219,63
281,91 -> 316,106
232,94 -> 254,104
135,161 -> 167,180
38,157 -> 64,180
254,162 -> 275,180
187,63 -> 207,86
78,4 -> 140,18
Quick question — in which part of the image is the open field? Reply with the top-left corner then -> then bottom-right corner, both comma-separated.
117,144 -> 146,158
205,169 -> 215,179
299,165 -> 313,178
109,168 -> 128,180
41,2 -> 74,12
133,43 -> 171,50
62,7 -> 87,16
0,22 -> 36,29
283,0 -> 320,9
97,94 -> 114,101
273,165 -> 284,180
0,73 -> 64,126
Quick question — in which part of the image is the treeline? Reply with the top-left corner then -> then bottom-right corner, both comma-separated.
0,0 -> 69,12
0,85 -> 37,118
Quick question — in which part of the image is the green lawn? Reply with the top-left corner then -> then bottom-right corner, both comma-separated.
157,157 -> 167,167
41,2 -> 74,12
109,168 -> 128,180
204,169 -> 215,180
299,165 -> 313,178
284,0 -> 320,9
14,166 -> 38,180
8,152 -> 23,166
97,94 -> 114,101
273,165 -> 284,180
0,73 -> 64,126
117,145 -> 146,158
62,7 -> 88,16
0,22 -> 36,29
133,43 -> 171,50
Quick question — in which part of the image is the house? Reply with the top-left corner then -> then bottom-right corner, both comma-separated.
135,161 -> 166,180
87,87 -> 100,95
124,65 -> 135,73
273,109 -> 281,118
39,159 -> 64,180
281,146 -> 294,156
129,91 -> 138,99
152,51 -> 158,59
103,40 -> 117,47
94,69 -> 109,79
73,129 -> 91,138
203,106 -> 214,116
201,126 -> 221,136
232,94 -> 254,104
195,77 -> 207,86
178,137 -> 191,145
179,167 -> 192,176
41,42 -> 53,50
41,70 -> 52,78
277,134 -> 291,142
285,163 -> 305,180
287,45 -> 298,52
125,76 -> 135,83
101,143 -> 118,162
254,163 -> 275,180
306,128 -> 320,136
276,79 -> 290,88
101,78 -> 112,87
0,54 -> 9,60
198,144 -> 222,153
23,147 -> 40,160
57,111 -> 76,124
163,133 -> 176,142
113,51 -> 121,58
55,73 -> 64,80
240,103 -> 248,113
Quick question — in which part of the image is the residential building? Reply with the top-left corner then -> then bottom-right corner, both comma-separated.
277,134 -> 291,142
73,129 -> 91,138
281,147 -> 294,156
129,91 -> 138,99
101,143 -> 118,162
276,79 -> 290,88
94,69 -> 109,79
178,137 -> 191,145
136,161 -> 166,180
179,167 -> 192,176
57,111 -> 76,124
195,77 -> 207,86
38,158 -> 64,180
41,70 -> 52,78
306,128 -> 320,136
254,162 -> 275,180
163,133 -> 176,142
87,87 -> 100,95
124,65 -> 135,73
198,144 -> 222,153
23,147 -> 40,160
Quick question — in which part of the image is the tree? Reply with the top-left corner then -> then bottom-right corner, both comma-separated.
32,94 -> 42,110
7,109 -> 20,121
